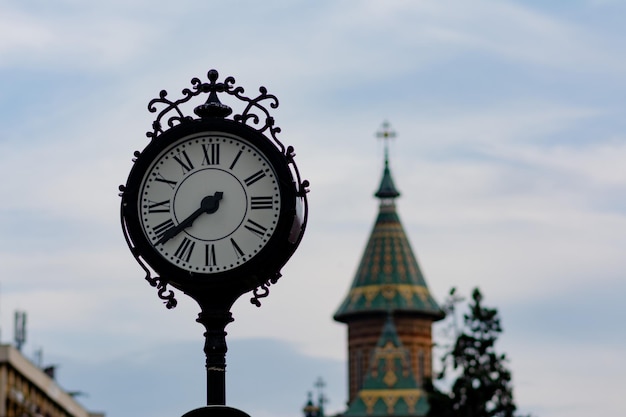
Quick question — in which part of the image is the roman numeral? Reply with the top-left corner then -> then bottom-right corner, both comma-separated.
250,196 -> 274,210
153,219 -> 175,240
230,238 -> 244,259
202,143 -> 220,165
147,199 -> 171,213
244,219 -> 268,238
174,238 -> 195,262
244,170 -> 266,186
229,150 -> 243,170
205,244 -> 216,266
173,150 -> 194,173
154,174 -> 177,189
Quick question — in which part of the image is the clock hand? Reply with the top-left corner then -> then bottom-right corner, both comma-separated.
156,191 -> 223,245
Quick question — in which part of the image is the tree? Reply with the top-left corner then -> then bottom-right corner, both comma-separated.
426,288 -> 527,417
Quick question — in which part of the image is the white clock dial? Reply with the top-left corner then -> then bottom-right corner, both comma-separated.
138,133 -> 281,274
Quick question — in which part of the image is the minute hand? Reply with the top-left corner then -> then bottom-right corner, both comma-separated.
156,192 -> 223,245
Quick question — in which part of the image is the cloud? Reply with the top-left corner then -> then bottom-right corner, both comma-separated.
0,6 -> 151,71
0,2 -> 625,417
506,342 -> 626,416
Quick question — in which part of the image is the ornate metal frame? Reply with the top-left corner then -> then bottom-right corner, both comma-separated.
147,69 -> 283,149
120,69 -> 309,309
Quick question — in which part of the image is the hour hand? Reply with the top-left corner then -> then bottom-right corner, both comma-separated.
156,192 -> 223,245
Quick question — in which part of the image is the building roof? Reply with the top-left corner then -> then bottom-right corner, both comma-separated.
334,154 -> 443,322
0,344 -> 95,417
343,316 -> 429,417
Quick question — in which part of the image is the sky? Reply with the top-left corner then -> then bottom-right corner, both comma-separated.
0,1 -> 625,417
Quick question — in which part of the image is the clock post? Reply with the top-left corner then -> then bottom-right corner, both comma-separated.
119,69 -> 309,416
195,297 -> 234,406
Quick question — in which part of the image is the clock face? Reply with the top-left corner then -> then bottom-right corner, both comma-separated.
138,132 -> 281,274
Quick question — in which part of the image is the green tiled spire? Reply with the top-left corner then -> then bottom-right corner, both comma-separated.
375,154 -> 400,199
334,129 -> 443,322
343,316 -> 430,417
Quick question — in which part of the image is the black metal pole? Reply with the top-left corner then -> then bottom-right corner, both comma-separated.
197,309 -> 234,405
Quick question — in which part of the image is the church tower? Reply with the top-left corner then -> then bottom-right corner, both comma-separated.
334,123 -> 444,414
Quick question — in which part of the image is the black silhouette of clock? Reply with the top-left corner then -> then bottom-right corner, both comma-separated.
120,70 -> 308,307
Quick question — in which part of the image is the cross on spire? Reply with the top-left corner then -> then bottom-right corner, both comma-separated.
315,377 -> 327,414
315,377 -> 326,391
376,121 -> 396,163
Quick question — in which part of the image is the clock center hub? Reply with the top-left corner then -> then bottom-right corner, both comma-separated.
173,168 -> 247,241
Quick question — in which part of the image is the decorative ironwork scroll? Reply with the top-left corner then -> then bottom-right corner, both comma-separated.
146,69 -> 285,152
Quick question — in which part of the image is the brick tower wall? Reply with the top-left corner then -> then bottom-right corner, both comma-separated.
346,315 -> 435,403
